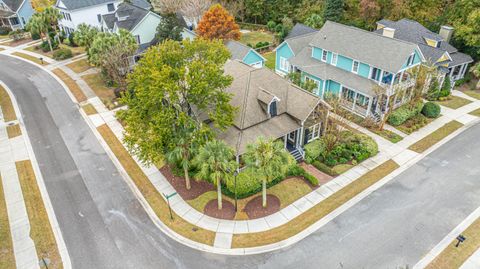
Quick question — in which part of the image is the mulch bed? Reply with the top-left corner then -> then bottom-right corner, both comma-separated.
204,199 -> 236,220
244,194 -> 280,219
159,165 -> 214,200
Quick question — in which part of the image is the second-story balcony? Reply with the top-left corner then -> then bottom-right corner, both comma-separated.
380,78 -> 415,96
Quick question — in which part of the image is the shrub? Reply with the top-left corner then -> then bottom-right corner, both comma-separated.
31,32 -> 41,40
388,101 -> 423,126
287,164 -> 318,186
53,48 -> 73,60
312,161 -> 338,176
225,167 -> 261,198
39,40 -> 59,52
422,101 -> 440,118
304,139 -> 326,163
68,33 -> 78,47
267,21 -> 276,32
0,26 -> 10,35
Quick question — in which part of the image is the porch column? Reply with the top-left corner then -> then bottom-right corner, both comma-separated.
321,80 -> 326,99
399,70 -> 405,83
352,91 -> 358,111
366,96 -> 373,117
284,134 -> 287,149
298,126 -> 304,148
461,63 -> 468,78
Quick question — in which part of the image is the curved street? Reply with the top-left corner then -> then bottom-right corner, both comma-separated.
1,54 -> 480,268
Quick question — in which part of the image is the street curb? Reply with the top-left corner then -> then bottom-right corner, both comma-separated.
0,81 -> 72,269
6,54 -> 480,256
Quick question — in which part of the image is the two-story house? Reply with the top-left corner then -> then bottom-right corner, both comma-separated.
375,19 -> 473,87
55,0 -> 123,35
0,0 -> 35,31
275,21 -> 425,119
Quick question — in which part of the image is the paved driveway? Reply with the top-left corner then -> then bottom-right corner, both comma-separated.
1,55 -> 480,269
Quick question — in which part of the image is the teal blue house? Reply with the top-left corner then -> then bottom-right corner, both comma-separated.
225,40 -> 266,68
275,21 -> 425,119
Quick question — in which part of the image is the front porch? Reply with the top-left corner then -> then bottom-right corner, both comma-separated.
0,15 -> 22,31
448,63 -> 469,82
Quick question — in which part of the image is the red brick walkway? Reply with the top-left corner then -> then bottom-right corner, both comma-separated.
300,162 -> 334,185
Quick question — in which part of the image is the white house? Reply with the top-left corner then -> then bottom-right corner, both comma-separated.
55,0 -> 123,35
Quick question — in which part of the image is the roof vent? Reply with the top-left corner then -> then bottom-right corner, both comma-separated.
439,25 -> 454,43
382,27 -> 395,38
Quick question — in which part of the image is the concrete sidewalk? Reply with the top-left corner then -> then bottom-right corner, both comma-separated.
461,248 -> 480,269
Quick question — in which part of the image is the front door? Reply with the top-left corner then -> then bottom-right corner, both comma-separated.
286,129 -> 299,151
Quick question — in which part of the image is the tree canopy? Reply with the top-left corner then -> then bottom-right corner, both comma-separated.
155,13 -> 184,43
196,4 -> 241,40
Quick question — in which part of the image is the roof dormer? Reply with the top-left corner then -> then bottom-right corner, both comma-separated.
257,88 -> 280,118
424,37 -> 440,48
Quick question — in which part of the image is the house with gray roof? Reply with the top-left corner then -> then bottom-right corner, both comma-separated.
101,2 -> 159,47
274,20 -> 425,120
212,60 -> 330,161
0,0 -> 35,30
375,18 -> 473,84
285,23 -> 318,40
225,40 -> 266,68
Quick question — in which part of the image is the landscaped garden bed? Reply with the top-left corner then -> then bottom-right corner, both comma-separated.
389,101 -> 441,134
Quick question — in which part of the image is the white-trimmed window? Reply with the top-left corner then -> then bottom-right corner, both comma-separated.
321,50 -> 328,62
352,61 -> 359,74
305,76 -> 320,94
332,53 -> 338,65
280,57 -> 290,72
306,123 -> 321,142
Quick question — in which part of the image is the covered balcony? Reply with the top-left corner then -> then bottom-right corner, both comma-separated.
340,86 -> 372,117
0,11 -> 22,31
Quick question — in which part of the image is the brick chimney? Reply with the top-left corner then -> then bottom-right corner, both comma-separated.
439,25 -> 454,43
382,27 -> 395,38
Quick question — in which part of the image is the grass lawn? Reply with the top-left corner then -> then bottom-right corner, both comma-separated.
469,108 -> 480,117
97,124 -> 215,245
12,52 -> 48,65
232,160 -> 399,248
186,177 -> 313,220
371,128 -> 403,143
332,163 -> 354,174
239,31 -> 274,46
462,90 -> 480,100
25,44 -> 85,59
82,73 -> 116,108
82,104 -> 98,115
6,124 -> 21,138
408,121 -> 463,153
263,51 -> 276,70
66,59 -> 91,74
436,95 -> 472,109
16,160 -> 63,269
0,174 -> 15,269
0,85 -> 16,122
426,217 -> 480,269
52,68 -> 87,103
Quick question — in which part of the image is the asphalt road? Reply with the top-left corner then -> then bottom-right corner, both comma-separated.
1,54 -> 480,269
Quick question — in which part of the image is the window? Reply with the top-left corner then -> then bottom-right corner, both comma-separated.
97,14 -> 101,22
268,100 -> 277,117
370,67 -> 380,81
10,17 -> 19,25
107,3 -> 115,12
321,50 -> 328,62
331,53 -> 338,65
21,17 -> 25,24
352,61 -> 359,74
406,53 -> 415,66
279,57 -> 290,72
306,123 -> 321,142
135,35 -> 141,44
67,13 -> 71,21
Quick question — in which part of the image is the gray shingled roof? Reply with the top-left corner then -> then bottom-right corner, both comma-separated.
374,19 -> 473,67
58,0 -> 118,10
104,2 -> 149,31
216,60 -> 324,155
282,31 -> 317,55
449,51 -> 474,67
290,47 -> 379,96
130,0 -> 151,10
2,0 -> 22,12
0,9 -> 15,17
225,40 -> 251,61
286,23 -> 318,39
311,21 -> 419,73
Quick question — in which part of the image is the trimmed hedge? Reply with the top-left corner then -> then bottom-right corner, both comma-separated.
287,165 -> 319,186
387,101 -> 424,126
53,48 -> 73,60
304,139 -> 325,163
312,161 -> 338,176
422,102 -> 440,118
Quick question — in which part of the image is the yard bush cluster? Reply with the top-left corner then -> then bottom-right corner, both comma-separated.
387,101 -> 423,126
0,26 -> 10,35
53,48 -> 73,60
223,164 -> 318,199
305,131 -> 378,176
39,40 -> 59,52
427,78 -> 451,101
421,102 -> 441,118
397,114 -> 428,133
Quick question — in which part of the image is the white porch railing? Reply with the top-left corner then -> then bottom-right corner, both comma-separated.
340,99 -> 368,117
380,79 -> 416,95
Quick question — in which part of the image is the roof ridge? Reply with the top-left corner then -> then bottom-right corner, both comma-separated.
285,31 -> 318,41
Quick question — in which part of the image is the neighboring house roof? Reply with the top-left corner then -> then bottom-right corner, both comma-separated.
281,31 -> 317,55
103,2 -> 149,32
130,0 -> 151,10
286,23 -> 318,39
57,0 -> 118,10
0,9 -> 15,17
375,18 -> 473,67
225,40 -> 265,62
2,0 -> 23,12
310,21 -> 419,73
216,60 -> 323,155
290,47 -> 379,96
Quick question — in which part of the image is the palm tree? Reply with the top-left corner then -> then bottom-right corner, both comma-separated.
194,140 -> 238,209
244,137 -> 294,207
43,7 -> 62,42
165,125 -> 197,190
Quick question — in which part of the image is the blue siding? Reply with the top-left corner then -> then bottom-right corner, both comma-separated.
312,47 -> 322,61
326,51 -> 332,64
17,0 -> 35,28
326,80 -> 341,95
275,42 -> 294,73
401,49 -> 423,69
358,63 -> 370,78
337,55 -> 353,72
243,50 -> 264,66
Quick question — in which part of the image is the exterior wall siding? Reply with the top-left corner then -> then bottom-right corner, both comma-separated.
336,55 -> 353,72
326,51 -> 332,64
301,72 -> 324,96
57,1 -> 121,30
243,50 -> 264,66
326,80 -> 341,95
17,0 -> 35,28
275,42 -> 294,74
130,13 -> 160,45
401,48 -> 422,69
312,47 -> 322,61
358,63 -> 370,78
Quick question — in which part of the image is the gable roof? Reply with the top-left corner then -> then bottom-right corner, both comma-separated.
375,19 -> 473,67
225,40 -> 265,62
2,0 -> 23,12
216,60 -> 324,154
57,0 -> 118,10
286,23 -> 318,39
282,31 -> 317,55
103,2 -> 149,32
310,20 -> 419,73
